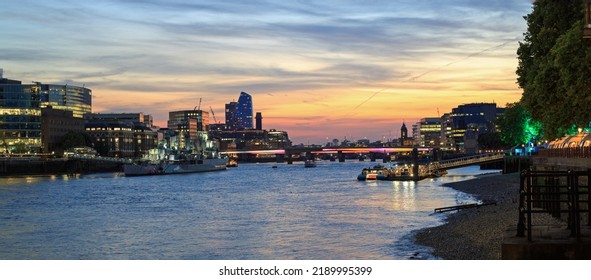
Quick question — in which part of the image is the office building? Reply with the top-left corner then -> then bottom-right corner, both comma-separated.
235,91 -> 254,129
0,73 -> 91,153
225,101 -> 237,130
224,92 -> 253,130
449,103 -> 504,152
41,107 -> 85,155
85,113 -> 158,157
167,110 -> 209,150
89,112 -> 154,128
440,113 -> 454,150
84,120 -> 135,158
413,117 -> 442,147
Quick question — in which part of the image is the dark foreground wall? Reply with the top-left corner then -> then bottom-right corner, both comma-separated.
0,158 -> 122,176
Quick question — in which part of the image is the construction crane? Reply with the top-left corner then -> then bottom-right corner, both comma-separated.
194,98 -> 202,111
210,106 -> 220,124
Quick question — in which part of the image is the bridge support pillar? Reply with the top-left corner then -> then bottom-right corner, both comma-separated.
338,151 -> 345,162
432,148 -> 442,161
412,147 -> 419,181
370,152 -> 376,162
305,151 -> 313,160
383,153 -> 390,163
287,153 -> 293,164
276,154 -> 284,163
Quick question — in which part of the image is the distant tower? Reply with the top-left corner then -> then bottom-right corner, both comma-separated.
401,122 -> 408,139
235,91 -> 253,129
225,101 -> 237,130
400,122 -> 408,146
255,112 -> 263,130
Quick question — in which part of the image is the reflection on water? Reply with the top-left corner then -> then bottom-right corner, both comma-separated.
0,162 -> 498,260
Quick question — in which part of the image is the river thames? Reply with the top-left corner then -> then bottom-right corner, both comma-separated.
0,161 -> 497,260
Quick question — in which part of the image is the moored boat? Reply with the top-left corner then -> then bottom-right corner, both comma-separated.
226,158 -> 238,167
357,164 -> 388,180
304,159 -> 317,168
123,128 -> 227,176
124,157 -> 228,176
357,162 -> 447,181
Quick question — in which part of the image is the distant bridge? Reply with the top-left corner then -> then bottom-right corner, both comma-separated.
222,146 -> 434,163
222,147 -> 431,155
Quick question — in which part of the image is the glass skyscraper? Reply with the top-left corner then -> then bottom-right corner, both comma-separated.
0,75 -> 92,153
225,92 -> 253,130
235,91 -> 253,129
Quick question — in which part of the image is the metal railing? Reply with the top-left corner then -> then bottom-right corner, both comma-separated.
517,169 -> 591,242
437,152 -> 505,170
538,147 -> 591,158
67,154 -> 133,164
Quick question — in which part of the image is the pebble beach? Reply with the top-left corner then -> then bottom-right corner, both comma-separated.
414,172 -> 522,260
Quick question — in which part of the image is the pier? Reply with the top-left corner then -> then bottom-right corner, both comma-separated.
358,151 -> 506,181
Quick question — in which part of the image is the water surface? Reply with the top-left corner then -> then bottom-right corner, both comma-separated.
0,161 -> 495,259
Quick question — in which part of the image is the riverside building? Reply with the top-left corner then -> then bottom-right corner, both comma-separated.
449,103 -> 504,152
85,113 -> 157,158
167,110 -> 209,150
0,71 -> 92,154
413,117 -> 442,147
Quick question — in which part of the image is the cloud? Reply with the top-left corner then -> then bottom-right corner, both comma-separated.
0,0 -> 534,144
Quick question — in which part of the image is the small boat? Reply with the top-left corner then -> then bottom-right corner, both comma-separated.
357,164 -> 388,180
272,164 -> 278,168
357,162 -> 447,181
304,159 -> 317,168
226,158 -> 238,167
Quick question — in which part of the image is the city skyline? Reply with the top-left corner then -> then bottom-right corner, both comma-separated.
0,0 -> 533,144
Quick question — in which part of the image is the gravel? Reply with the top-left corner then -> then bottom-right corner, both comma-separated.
413,172 -> 523,260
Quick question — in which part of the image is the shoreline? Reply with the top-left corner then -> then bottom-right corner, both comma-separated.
414,172 -> 521,260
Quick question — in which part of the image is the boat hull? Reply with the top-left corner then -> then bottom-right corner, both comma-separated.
357,165 -> 448,181
123,158 -> 228,176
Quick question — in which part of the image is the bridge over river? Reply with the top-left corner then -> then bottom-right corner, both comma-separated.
223,146 -> 504,164
223,147 -> 511,179
222,146 -> 433,163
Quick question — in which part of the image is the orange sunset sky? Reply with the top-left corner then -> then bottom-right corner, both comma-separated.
0,0 -> 534,144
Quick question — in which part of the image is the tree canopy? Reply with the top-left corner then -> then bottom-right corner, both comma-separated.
62,131 -> 92,150
498,102 -> 542,147
517,0 -> 591,140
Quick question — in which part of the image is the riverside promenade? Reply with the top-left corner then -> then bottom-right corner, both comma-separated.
414,172 -> 564,259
